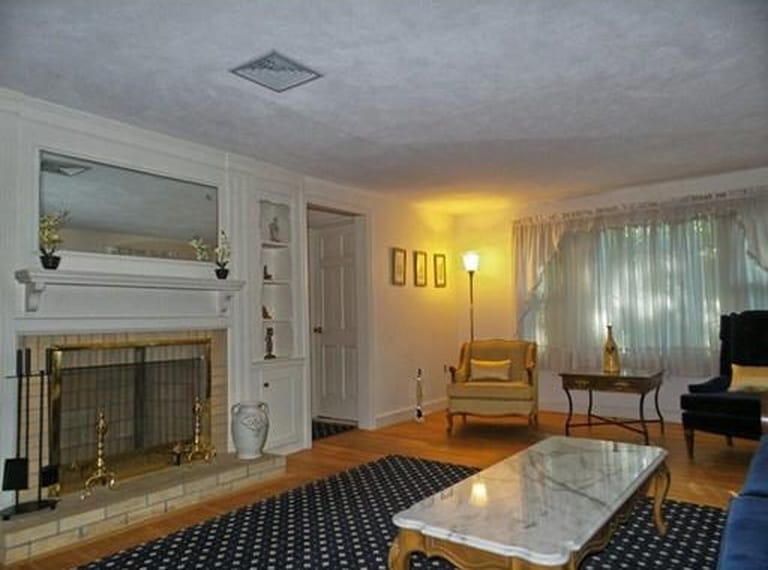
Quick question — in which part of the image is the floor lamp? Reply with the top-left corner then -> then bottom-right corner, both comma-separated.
462,252 -> 479,344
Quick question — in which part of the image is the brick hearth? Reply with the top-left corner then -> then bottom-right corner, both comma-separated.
0,453 -> 285,564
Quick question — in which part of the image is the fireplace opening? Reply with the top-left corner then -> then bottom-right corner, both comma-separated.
50,340 -> 211,495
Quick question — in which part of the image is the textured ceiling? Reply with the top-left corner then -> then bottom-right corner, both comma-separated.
1,0 -> 767,209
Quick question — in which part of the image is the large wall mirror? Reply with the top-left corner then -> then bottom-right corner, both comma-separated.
39,151 -> 218,261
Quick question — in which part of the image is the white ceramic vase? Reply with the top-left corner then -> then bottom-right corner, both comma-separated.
231,401 -> 269,459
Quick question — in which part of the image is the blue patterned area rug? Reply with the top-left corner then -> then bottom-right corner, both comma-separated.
79,455 -> 725,570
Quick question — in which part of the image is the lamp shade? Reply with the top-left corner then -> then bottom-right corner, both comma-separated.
462,251 -> 479,272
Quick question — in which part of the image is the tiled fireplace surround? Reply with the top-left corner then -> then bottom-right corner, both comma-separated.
0,329 -> 285,565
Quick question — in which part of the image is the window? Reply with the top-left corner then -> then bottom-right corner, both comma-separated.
520,212 -> 768,376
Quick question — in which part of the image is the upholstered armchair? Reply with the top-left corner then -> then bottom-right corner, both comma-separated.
447,339 -> 538,434
680,311 -> 768,458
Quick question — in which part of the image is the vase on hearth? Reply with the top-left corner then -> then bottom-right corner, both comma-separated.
231,401 -> 269,459
603,324 -> 621,374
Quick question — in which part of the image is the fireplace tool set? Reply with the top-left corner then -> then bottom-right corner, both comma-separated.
2,348 -> 217,511
1,349 -> 59,520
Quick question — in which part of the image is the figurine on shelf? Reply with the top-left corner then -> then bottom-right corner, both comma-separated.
263,265 -> 273,281
269,217 -> 280,242
262,305 -> 272,319
265,327 -> 276,359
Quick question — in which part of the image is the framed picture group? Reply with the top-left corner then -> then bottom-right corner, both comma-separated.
391,248 -> 447,288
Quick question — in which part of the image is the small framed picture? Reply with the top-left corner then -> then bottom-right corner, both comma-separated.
391,247 -> 406,286
414,250 -> 427,287
434,253 -> 446,288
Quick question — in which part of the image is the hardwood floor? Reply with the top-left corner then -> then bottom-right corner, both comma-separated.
7,410 -> 757,569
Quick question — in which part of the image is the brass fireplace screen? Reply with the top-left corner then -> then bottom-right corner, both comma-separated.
49,340 -> 211,494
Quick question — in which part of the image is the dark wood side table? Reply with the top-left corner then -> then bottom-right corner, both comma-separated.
559,369 -> 664,444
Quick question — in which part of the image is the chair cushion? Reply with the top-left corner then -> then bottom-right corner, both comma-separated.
465,340 -> 532,382
741,436 -> 768,497
730,364 -> 768,392
470,358 -> 511,381
717,495 -> 768,570
680,391 -> 761,416
447,381 -> 533,400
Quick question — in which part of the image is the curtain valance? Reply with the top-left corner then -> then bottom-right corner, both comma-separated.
512,186 -> 768,333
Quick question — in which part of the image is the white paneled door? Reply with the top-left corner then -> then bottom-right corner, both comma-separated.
309,220 -> 358,421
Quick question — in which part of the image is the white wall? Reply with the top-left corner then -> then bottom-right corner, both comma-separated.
0,89 -> 239,508
452,168 -> 768,422
0,91 -> 23,511
0,88 -> 462,510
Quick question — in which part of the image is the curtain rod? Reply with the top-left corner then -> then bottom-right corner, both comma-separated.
512,185 -> 768,226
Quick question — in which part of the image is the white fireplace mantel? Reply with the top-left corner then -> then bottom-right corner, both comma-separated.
15,268 -> 245,315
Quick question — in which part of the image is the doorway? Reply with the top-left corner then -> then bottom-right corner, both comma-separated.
307,205 -> 362,438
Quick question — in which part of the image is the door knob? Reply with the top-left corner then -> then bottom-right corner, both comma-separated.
313,326 -> 323,333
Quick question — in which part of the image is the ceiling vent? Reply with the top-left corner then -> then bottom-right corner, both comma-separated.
230,51 -> 322,93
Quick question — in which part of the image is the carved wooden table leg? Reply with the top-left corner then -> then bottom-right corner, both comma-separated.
652,462 -> 671,535
388,529 -> 424,570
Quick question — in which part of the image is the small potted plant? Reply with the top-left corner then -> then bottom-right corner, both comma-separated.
38,210 -> 68,269
190,231 -> 232,279
214,230 -> 231,280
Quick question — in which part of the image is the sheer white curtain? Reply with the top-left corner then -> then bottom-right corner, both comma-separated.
513,188 -> 768,377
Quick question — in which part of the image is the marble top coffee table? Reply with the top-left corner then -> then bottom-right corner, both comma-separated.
389,436 -> 670,570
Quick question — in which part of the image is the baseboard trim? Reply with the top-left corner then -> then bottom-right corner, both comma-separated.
375,397 -> 447,428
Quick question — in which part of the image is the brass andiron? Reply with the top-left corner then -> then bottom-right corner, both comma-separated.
81,411 -> 116,500
185,396 -> 216,463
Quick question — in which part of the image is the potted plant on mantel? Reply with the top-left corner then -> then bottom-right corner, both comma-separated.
190,230 -> 232,279
38,210 -> 68,270
214,230 -> 231,280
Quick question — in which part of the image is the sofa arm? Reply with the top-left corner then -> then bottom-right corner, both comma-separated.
688,375 -> 729,393
717,495 -> 768,570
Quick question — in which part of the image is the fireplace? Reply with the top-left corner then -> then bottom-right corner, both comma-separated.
16,330 -> 228,501
1,329 -> 289,566
50,340 -> 211,494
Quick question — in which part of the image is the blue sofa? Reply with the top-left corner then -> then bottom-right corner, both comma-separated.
717,395 -> 768,569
